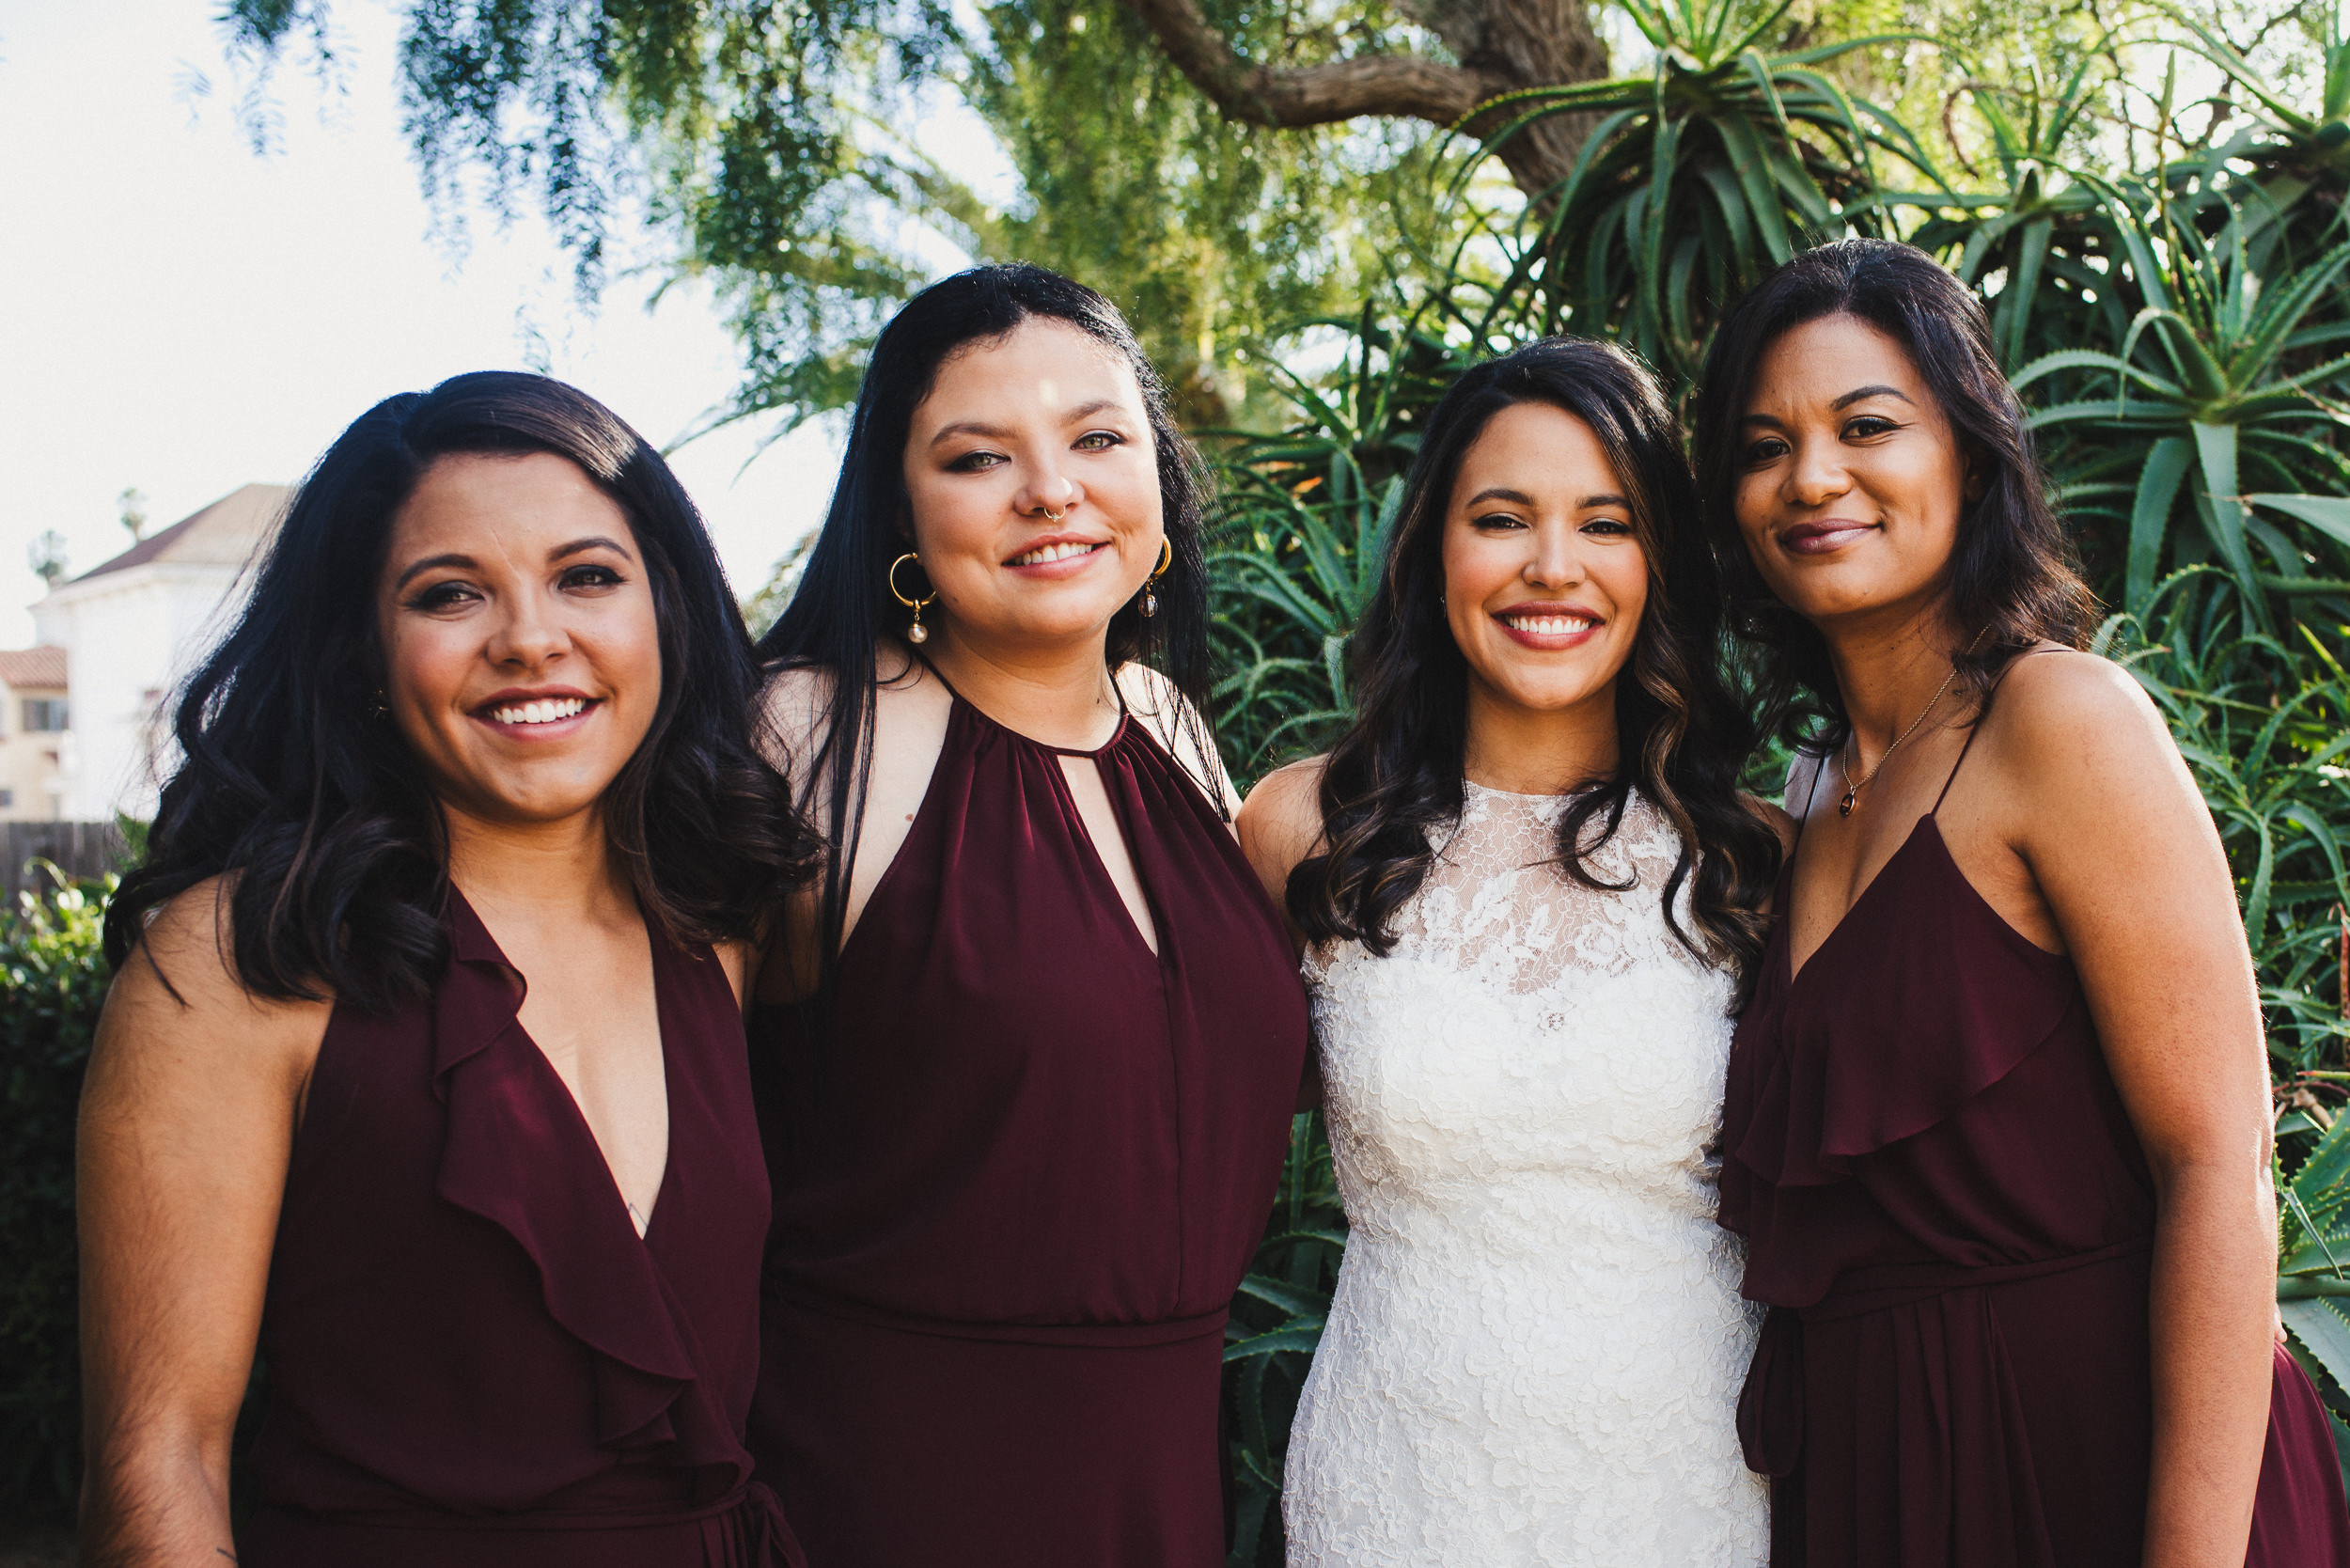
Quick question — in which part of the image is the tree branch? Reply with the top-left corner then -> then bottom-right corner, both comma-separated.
1119,0 -> 1480,128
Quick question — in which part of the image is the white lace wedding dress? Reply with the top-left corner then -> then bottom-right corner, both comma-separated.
1283,783 -> 1768,1566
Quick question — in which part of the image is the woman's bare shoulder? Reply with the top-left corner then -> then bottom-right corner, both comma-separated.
759,648 -> 943,779
1112,662 -> 1195,738
98,875 -> 330,1091
1238,756 -> 1329,864
1984,648 -> 2174,772
1970,648 -> 2203,865
1113,662 -> 1239,812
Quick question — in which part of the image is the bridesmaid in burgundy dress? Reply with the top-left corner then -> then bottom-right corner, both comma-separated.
1693,238 -> 2350,1565
78,373 -> 814,1566
748,264 -> 1310,1566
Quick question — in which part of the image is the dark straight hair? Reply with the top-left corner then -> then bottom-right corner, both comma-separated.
104,370 -> 816,1011
758,262 -> 1216,980
1689,238 -> 2097,750
1288,337 -> 1783,1000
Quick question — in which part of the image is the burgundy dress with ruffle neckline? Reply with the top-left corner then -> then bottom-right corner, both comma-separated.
1720,734 -> 2350,1566
240,889 -> 801,1566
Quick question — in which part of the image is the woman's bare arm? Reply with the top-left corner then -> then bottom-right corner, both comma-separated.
1237,758 -> 1328,1111
1994,653 -> 2277,1568
77,885 -> 329,1567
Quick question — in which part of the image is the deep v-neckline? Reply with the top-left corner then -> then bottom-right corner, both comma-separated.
458,889 -> 676,1242
1781,812 -> 1938,990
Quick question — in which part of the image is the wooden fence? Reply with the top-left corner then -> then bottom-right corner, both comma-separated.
0,821 -> 128,905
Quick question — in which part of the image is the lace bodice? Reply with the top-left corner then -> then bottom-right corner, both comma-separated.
1284,784 -> 1767,1565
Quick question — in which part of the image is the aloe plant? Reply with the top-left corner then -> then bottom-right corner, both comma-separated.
2165,2 -> 2350,205
1207,306 -> 1465,780
1903,62 -> 2124,372
2016,183 -> 2350,623
1222,1114 -> 1346,1565
1452,0 -> 1940,380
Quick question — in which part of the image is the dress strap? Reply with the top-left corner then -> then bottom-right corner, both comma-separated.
1786,744 -> 1839,855
907,648 -> 1129,759
907,648 -> 963,703
1930,645 -> 2048,815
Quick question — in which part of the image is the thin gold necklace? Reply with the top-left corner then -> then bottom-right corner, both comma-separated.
1836,629 -> 1987,818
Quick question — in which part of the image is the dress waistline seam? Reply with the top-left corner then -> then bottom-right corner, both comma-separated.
1795,1235 -> 2153,1324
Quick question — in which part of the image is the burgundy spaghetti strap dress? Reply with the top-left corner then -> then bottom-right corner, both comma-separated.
745,679 -> 1310,1567
239,890 -> 802,1568
1720,710 -> 2350,1566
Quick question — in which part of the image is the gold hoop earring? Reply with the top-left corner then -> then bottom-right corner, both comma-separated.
1139,538 -> 1174,619
887,552 -> 938,644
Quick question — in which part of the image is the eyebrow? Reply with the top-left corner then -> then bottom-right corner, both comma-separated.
926,398 -> 1129,448
1741,384 -> 1914,428
1465,486 -> 1536,509
392,535 -> 634,592
1463,487 -> 1629,510
1832,384 -> 1913,410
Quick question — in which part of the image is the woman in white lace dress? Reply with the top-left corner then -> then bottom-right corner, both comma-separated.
1237,338 -> 1790,1566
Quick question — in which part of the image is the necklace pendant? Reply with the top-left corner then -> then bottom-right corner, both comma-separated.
1839,789 -> 1856,818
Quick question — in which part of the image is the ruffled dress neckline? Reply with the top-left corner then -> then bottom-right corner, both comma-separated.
431,888 -> 706,1452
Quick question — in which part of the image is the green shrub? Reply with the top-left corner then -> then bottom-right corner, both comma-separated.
0,871 -> 115,1514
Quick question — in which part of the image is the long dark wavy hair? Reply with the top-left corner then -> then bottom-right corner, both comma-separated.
759,262 -> 1217,977
1289,337 -> 1783,998
104,371 -> 815,1011
1690,239 -> 2098,751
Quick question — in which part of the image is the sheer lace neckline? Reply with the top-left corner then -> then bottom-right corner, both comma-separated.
1461,777 -> 1601,804
1308,782 -> 1707,998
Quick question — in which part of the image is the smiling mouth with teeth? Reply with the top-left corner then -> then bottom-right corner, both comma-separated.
1502,614 -> 1596,635
1009,541 -> 1104,568
484,697 -> 591,726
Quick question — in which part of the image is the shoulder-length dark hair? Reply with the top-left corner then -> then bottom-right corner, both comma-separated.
1289,337 -> 1782,997
759,262 -> 1216,971
104,370 -> 815,1011
1690,238 -> 2097,749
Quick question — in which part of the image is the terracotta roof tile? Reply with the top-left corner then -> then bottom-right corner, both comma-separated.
0,647 -> 65,689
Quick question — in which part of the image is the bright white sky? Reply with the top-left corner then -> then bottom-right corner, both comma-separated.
0,0 -> 918,651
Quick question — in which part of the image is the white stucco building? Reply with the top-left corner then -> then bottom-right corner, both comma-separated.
31,483 -> 288,822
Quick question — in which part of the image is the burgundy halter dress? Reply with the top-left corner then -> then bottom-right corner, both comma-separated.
240,890 -> 801,1567
745,672 -> 1310,1567
1720,707 -> 2350,1565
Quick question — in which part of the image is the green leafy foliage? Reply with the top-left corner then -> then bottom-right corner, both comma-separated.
2101,574 -> 2350,1071
1208,307 -> 1476,776
1221,1115 -> 1345,1564
1470,0 -> 1936,380
218,0 -> 1455,430
0,872 -> 118,1513
2017,182 -> 2350,624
